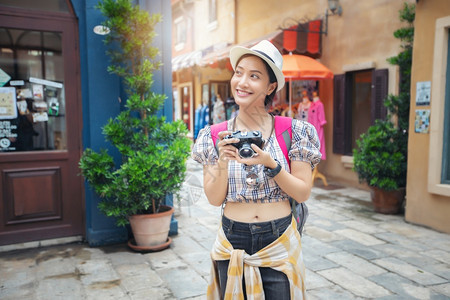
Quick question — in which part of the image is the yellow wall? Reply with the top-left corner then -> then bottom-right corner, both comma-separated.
406,0 -> 450,233
235,0 -> 414,188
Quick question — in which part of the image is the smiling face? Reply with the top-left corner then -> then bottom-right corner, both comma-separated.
230,55 -> 277,109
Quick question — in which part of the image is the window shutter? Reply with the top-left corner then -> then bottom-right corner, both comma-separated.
333,74 -> 347,154
371,69 -> 388,123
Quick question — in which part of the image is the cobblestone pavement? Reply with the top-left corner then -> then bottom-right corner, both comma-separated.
1,158 -> 449,299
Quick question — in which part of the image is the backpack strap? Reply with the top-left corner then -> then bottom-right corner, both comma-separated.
274,116 -> 293,169
210,121 -> 228,154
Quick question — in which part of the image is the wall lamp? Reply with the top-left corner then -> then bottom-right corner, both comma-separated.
323,0 -> 343,36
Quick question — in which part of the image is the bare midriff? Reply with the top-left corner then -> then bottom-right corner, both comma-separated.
223,200 -> 291,223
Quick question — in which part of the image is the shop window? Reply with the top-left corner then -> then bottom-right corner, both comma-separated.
441,30 -> 450,184
208,0 -> 217,24
428,17 -> 450,196
174,16 -> 187,51
333,69 -> 388,155
0,28 -> 66,151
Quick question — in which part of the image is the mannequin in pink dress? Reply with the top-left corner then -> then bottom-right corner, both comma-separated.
308,91 -> 326,160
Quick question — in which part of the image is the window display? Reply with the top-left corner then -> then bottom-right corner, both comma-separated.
0,28 -> 66,152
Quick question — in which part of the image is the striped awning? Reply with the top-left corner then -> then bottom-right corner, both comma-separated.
171,50 -> 202,72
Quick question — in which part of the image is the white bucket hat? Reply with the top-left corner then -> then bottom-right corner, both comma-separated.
229,40 -> 285,92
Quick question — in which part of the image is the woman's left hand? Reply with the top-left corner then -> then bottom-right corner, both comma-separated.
232,144 -> 276,168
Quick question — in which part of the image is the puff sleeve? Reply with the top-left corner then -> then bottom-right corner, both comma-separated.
191,126 -> 219,165
288,119 -> 322,169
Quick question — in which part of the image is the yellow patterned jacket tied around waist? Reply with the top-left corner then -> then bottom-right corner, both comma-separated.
207,217 -> 306,300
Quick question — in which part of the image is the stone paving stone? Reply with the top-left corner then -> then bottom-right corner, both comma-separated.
421,234 -> 450,252
171,235 -> 208,257
373,243 -> 440,270
302,236 -> 341,256
379,222 -> 431,238
77,259 -> 121,285
115,264 -> 164,290
318,267 -> 391,298
303,253 -> 339,272
308,217 -> 348,231
339,220 -> 386,234
129,287 -> 174,300
430,282 -> 450,298
35,257 -> 77,279
83,283 -> 128,300
306,225 -> 346,242
373,257 -> 448,286
146,248 -> 187,270
313,207 -> 350,222
335,228 -> 386,246
305,268 -> 334,290
0,281 -> 36,300
36,277 -> 84,299
422,249 -> 450,265
306,284 -> 364,300
181,222 -> 217,249
330,239 -> 387,260
158,265 -> 208,299
325,251 -> 386,277
419,262 -> 450,281
369,271 -> 440,299
182,251 -> 212,277
104,249 -> 150,267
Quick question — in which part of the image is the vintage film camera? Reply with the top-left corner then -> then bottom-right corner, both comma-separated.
225,130 -> 265,158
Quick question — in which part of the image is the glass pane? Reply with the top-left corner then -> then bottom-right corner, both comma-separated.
0,28 -> 66,152
0,0 -> 69,13
442,32 -> 450,184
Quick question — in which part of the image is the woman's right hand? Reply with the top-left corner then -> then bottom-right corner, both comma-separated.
217,131 -> 239,163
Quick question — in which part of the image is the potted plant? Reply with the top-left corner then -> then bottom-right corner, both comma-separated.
353,3 -> 414,214
79,0 -> 191,250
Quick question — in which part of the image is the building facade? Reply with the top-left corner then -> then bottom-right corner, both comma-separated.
0,0 -> 173,247
406,0 -> 450,233
171,0 -> 450,233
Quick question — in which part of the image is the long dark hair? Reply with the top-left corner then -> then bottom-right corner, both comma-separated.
262,59 -> 278,108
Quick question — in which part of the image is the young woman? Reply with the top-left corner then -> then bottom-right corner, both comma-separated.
192,40 -> 321,299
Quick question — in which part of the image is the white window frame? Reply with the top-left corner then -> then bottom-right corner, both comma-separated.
428,16 -> 450,196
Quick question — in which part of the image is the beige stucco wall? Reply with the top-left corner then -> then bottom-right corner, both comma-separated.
235,0 -> 414,188
406,0 -> 450,233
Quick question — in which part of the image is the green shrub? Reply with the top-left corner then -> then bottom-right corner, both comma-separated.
353,2 -> 414,191
79,0 -> 191,226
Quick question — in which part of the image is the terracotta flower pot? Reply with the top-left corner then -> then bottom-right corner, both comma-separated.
370,187 -> 406,214
129,205 -> 174,247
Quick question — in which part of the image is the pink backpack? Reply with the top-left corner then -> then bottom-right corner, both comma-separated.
210,116 -> 309,235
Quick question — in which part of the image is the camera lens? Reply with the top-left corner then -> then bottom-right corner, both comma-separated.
239,143 -> 254,158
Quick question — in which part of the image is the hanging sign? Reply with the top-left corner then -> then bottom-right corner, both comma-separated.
0,68 -> 11,87
0,121 -> 17,151
415,109 -> 431,134
0,87 -> 17,119
416,81 -> 431,106
29,77 -> 63,89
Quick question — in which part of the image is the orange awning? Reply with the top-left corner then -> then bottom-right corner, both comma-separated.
200,30 -> 283,69
282,53 -> 333,80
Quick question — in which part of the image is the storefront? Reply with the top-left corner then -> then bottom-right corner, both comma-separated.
0,0 -> 173,247
0,1 -> 84,246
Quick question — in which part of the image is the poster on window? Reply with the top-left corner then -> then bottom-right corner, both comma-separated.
414,109 -> 430,134
416,81 -> 431,106
0,87 -> 17,119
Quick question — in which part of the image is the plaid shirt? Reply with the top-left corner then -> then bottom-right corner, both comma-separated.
192,118 -> 321,203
